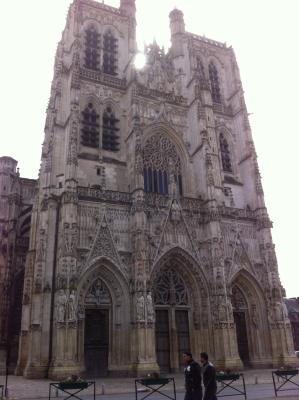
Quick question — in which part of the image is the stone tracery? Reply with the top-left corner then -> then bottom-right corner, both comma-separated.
153,268 -> 188,305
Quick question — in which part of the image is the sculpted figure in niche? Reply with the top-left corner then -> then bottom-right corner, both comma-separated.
218,297 -> 227,322
56,289 -> 67,322
227,299 -> 234,321
146,293 -> 155,322
251,305 -> 259,328
136,293 -> 145,321
273,301 -> 284,321
68,290 -> 76,322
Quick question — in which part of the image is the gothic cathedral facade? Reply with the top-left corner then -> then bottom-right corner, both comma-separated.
12,0 -> 296,378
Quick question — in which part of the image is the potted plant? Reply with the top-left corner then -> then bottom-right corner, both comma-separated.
274,366 -> 298,377
216,369 -> 240,381
140,372 -> 171,385
58,375 -> 88,390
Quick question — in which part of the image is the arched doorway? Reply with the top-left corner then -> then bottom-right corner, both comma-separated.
84,278 -> 111,377
231,270 -> 272,367
153,267 -> 190,372
77,260 -> 130,377
231,286 -> 250,366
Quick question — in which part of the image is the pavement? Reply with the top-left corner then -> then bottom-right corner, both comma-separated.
0,369 -> 299,400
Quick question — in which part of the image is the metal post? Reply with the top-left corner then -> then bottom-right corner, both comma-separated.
4,277 -> 13,399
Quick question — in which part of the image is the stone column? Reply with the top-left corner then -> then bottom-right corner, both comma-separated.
207,233 -> 242,369
48,192 -> 80,379
23,197 -> 58,378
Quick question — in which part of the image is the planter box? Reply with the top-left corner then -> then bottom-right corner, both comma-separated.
216,373 -> 240,381
58,382 -> 88,390
139,378 -> 171,386
274,370 -> 298,377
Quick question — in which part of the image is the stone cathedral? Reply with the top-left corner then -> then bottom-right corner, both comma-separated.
0,0 -> 296,379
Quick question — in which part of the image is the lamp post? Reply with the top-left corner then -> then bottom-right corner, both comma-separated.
4,273 -> 13,398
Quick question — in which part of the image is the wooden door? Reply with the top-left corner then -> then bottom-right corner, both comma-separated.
155,309 -> 170,372
176,310 -> 190,369
234,311 -> 250,365
84,309 -> 109,377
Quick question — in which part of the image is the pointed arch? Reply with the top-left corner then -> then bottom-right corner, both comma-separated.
103,29 -> 118,75
102,104 -> 120,151
219,132 -> 232,172
142,123 -> 190,196
76,259 -> 131,375
84,24 -> 100,71
152,246 -> 209,296
230,268 -> 272,366
80,102 -> 100,148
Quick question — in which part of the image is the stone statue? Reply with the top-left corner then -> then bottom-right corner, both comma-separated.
68,290 -> 76,322
56,289 -> 67,322
251,305 -> 259,328
136,294 -> 145,321
274,301 -> 284,321
146,293 -> 154,322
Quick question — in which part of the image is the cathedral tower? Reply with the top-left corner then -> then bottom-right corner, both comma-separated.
15,0 -> 296,378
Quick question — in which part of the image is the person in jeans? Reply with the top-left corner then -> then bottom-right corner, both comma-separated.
183,351 -> 203,400
200,352 -> 217,400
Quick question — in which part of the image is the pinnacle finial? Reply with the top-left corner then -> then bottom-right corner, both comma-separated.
120,0 -> 136,17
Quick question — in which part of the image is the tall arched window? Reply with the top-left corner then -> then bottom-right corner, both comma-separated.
103,30 -> 117,75
209,62 -> 221,103
143,135 -> 183,195
84,26 -> 100,70
102,106 -> 120,151
81,103 -> 99,148
220,133 -> 232,172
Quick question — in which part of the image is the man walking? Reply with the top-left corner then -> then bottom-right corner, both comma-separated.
183,351 -> 203,400
200,352 -> 217,400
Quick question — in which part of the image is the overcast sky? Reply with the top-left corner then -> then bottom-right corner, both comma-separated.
1,0 -> 298,297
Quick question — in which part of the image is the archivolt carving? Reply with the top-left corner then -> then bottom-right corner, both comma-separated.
85,278 -> 111,305
232,286 -> 247,310
77,262 -> 129,320
152,249 -> 208,300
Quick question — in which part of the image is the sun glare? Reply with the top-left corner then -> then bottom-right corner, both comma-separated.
134,52 -> 146,69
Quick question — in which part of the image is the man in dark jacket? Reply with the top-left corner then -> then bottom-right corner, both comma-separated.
183,351 -> 203,400
200,352 -> 217,400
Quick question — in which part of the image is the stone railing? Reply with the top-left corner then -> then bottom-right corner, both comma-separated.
77,186 -> 131,204
134,84 -> 187,106
188,32 -> 227,49
80,68 -> 126,90
81,0 -> 121,15
218,205 -> 256,220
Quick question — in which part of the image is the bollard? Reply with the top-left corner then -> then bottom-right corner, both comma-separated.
254,374 -> 258,384
101,383 -> 106,395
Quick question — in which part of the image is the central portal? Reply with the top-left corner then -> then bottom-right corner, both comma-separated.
84,309 -> 109,377
153,266 -> 191,372
155,308 -> 190,372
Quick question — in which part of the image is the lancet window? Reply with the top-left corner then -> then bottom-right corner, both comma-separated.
219,133 -> 232,172
81,103 -> 99,148
84,26 -> 100,70
153,268 -> 188,305
143,135 -> 183,195
103,30 -> 118,75
102,106 -> 120,151
209,62 -> 221,103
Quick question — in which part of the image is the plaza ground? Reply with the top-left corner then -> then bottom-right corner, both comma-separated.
1,369 -> 299,400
